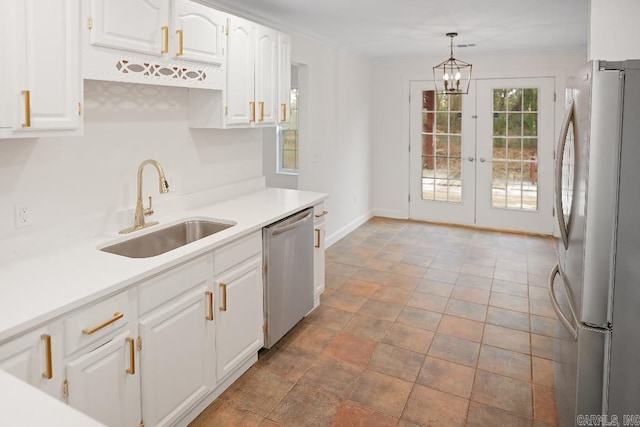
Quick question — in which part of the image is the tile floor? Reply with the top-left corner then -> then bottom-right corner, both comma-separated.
190,217 -> 560,427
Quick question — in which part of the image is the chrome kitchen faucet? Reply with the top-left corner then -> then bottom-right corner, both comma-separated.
119,159 -> 169,234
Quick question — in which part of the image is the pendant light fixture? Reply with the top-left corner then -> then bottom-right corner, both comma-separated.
433,32 -> 472,95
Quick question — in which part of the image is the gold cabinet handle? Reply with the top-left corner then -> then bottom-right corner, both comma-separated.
281,103 -> 287,122
315,229 -> 321,248
21,90 -> 31,128
249,102 -> 255,122
176,29 -> 184,56
259,101 -> 265,122
125,337 -> 135,375
220,283 -> 227,311
314,210 -> 329,218
161,26 -> 169,53
205,291 -> 214,321
82,312 -> 124,335
41,334 -> 53,379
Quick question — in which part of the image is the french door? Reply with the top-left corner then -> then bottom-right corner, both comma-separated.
409,77 -> 555,234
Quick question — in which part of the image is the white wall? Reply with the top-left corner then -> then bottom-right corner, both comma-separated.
0,80 -> 263,263
291,36 -> 375,245
589,0 -> 640,60
371,50 -> 586,219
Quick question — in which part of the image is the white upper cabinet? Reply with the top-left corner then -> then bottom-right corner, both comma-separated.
172,0 -> 227,65
254,25 -> 278,125
225,16 -> 255,126
89,0 -> 169,56
277,33 -> 292,125
0,0 -> 82,138
188,17 -> 287,129
83,0 -> 226,89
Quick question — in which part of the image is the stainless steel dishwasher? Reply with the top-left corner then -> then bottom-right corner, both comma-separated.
263,208 -> 314,348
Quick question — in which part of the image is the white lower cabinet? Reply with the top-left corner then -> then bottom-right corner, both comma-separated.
139,285 -> 214,426
313,203 -> 328,307
0,322 -> 64,399
66,330 -> 141,427
3,232 -> 268,426
213,232 -> 264,381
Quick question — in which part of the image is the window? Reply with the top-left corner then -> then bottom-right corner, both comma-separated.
277,88 -> 299,174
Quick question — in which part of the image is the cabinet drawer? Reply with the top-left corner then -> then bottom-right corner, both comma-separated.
313,203 -> 328,224
64,290 -> 135,356
138,255 -> 211,316
213,232 -> 262,274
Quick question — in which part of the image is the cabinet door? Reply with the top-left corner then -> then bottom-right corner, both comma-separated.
139,286 -> 214,427
172,0 -> 227,65
255,25 -> 279,125
226,16 -> 255,126
314,220 -> 326,304
216,256 -> 264,380
277,33 -> 292,125
0,323 -> 64,399
11,0 -> 80,131
89,0 -> 169,56
66,331 -> 141,427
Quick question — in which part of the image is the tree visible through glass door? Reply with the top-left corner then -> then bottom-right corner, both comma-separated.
491,88 -> 539,210
421,91 -> 463,203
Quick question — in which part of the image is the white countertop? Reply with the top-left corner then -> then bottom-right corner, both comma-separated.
0,370 -> 105,427
0,187 -> 328,343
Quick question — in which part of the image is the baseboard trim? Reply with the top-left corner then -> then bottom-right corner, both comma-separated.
371,208 -> 407,219
326,210 -> 374,248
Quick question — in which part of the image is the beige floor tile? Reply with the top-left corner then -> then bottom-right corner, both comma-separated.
492,280 -> 529,298
298,356 -> 363,399
303,305 -> 354,331
451,285 -> 491,305
395,306 -> 442,331
415,279 -> 454,297
466,401 -> 531,427
437,314 -> 485,342
428,333 -> 480,367
445,298 -> 488,322
482,323 -> 531,354
322,332 -> 378,367
357,299 -> 404,322
417,356 -> 476,398
383,323 -> 435,354
406,290 -> 449,312
337,278 -> 379,298
269,384 -> 342,427
477,345 -> 532,381
471,370 -> 533,418
330,401 -> 398,427
534,384 -> 559,425
349,370 -> 413,418
486,306 -> 530,332
227,369 -> 294,417
403,384 -> 469,427
366,343 -> 424,382
343,313 -> 393,342
322,291 -> 368,313
490,292 -> 529,313
370,286 -> 412,305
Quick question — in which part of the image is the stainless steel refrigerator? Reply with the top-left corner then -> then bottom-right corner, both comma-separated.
551,59 -> 640,426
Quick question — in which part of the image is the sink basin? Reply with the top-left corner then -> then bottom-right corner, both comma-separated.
100,219 -> 236,258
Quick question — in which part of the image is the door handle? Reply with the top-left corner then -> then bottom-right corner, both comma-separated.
479,157 -> 486,163
548,264 -> 578,340
468,156 -> 474,162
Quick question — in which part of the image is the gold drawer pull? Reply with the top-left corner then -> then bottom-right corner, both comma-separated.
161,26 -> 169,54
176,29 -> 184,56
125,337 -> 135,375
41,334 -> 53,379
315,229 -> 321,248
250,101 -> 256,122
314,210 -> 328,218
220,283 -> 227,311
21,90 -> 31,128
259,101 -> 265,122
82,312 -> 124,335
206,291 -> 214,321
281,103 -> 287,122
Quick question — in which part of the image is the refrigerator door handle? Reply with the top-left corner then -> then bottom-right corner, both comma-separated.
549,264 -> 578,340
555,101 -> 576,249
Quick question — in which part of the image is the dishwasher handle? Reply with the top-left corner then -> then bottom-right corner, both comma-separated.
270,210 -> 313,236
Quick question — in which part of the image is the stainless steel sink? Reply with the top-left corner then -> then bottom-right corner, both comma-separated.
100,219 -> 236,258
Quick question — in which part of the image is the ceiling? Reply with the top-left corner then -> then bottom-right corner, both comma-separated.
204,0 -> 588,59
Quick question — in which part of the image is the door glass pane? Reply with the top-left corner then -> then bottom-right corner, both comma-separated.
491,88 -> 538,211
421,91 -> 463,203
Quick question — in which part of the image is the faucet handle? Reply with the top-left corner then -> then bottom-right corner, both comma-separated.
144,196 -> 154,217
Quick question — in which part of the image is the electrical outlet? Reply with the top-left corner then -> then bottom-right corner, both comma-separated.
15,202 -> 32,228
